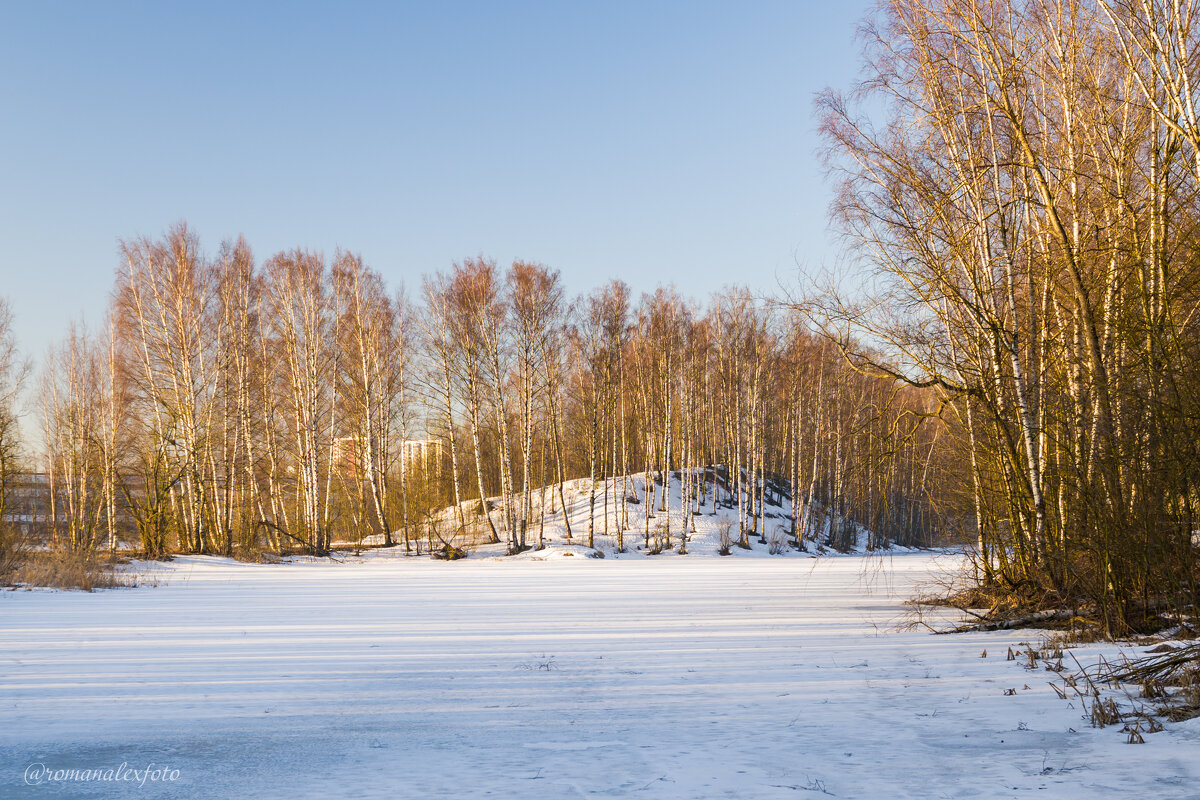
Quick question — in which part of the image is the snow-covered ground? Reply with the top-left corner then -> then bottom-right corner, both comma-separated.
2,552 -> 1197,799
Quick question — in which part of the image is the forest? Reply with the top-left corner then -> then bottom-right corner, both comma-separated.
0,234 -> 951,568
1,0 -> 1199,638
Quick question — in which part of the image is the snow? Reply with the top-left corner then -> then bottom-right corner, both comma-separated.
2,552 -> 1198,798
344,470 -> 889,557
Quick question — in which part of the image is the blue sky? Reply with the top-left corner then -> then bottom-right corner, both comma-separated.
0,0 -> 870,366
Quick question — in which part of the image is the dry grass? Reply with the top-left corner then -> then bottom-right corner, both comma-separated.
1103,643 -> 1200,723
1040,634 -> 1200,738
2,547 -> 133,591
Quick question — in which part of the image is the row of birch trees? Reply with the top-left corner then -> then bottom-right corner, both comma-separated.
819,0 -> 1200,631
39,231 -> 414,557
22,233 -> 950,559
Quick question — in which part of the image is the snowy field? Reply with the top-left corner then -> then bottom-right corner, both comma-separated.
2,552 -> 1198,799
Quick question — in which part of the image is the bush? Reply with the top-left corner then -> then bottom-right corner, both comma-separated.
431,543 -> 468,561
717,521 -> 733,556
0,524 -> 25,579
768,528 -> 787,555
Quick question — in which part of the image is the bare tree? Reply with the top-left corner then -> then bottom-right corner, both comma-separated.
0,299 -> 28,560
261,249 -> 338,555
333,253 -> 411,548
509,261 -> 566,550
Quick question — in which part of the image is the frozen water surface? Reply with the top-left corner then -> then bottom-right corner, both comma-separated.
2,552 -> 1197,798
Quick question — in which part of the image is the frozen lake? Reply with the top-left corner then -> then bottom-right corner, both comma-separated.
2,552 -> 1197,798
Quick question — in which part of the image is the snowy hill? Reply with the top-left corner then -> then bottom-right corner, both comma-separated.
344,469 -> 907,559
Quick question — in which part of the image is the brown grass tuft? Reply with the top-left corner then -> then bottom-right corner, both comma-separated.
3,547 -> 132,591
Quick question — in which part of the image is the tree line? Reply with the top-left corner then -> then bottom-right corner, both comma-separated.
817,0 -> 1200,633
0,225 -> 951,566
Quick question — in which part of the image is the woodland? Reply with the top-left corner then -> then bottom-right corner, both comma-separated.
1,0 -> 1199,638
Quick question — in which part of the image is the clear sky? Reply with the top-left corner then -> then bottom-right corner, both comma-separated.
0,0 -> 870,368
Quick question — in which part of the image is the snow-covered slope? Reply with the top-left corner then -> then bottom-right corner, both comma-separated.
349,470 -> 891,558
